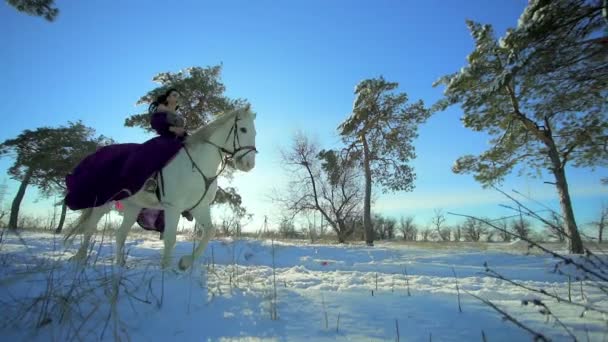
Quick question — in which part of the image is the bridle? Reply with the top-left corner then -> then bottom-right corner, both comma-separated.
181,114 -> 258,213
201,116 -> 258,162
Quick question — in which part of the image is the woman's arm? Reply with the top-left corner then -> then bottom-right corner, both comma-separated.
156,103 -> 176,114
150,112 -> 172,136
150,112 -> 185,137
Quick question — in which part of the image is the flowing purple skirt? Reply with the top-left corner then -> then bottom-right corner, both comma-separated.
65,136 -> 183,211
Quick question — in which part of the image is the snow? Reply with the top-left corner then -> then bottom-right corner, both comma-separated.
0,231 -> 606,341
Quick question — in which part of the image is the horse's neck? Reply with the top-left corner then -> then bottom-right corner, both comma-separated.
185,124 -> 231,175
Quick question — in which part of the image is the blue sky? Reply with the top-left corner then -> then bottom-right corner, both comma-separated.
1,0 -> 606,233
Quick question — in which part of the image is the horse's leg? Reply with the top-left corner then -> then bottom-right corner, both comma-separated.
161,207 -> 181,269
178,204 -> 214,271
115,202 -> 140,267
72,206 -> 108,262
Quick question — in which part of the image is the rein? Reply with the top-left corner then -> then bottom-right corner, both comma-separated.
181,115 -> 258,213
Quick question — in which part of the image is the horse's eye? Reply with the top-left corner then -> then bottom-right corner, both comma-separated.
240,127 -> 247,134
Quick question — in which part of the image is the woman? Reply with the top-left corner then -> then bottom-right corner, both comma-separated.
65,88 -> 191,222
135,88 -> 193,238
142,88 -> 187,192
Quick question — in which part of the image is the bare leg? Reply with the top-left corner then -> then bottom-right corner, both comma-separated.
115,203 -> 140,267
179,205 -> 214,270
161,208 -> 182,269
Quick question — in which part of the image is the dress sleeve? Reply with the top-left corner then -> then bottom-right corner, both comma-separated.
150,112 -> 173,137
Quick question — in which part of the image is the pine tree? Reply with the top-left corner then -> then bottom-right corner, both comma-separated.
433,1 -> 607,253
338,77 -> 430,246
6,0 -> 59,21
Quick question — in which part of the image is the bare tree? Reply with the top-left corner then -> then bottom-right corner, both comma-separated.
275,132 -> 363,243
485,229 -> 495,242
431,209 -> 450,241
373,214 -> 397,240
453,224 -> 462,242
399,216 -> 417,241
373,214 -> 386,240
420,227 -> 432,242
385,217 -> 396,240
496,219 -> 511,242
544,212 -> 567,242
511,218 -> 532,240
0,210 -> 6,227
278,217 -> 299,239
304,212 -> 319,243
216,210 -> 248,238
591,203 -> 608,243
462,217 -> 487,242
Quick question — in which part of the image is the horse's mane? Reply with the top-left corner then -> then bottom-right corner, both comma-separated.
185,106 -> 253,148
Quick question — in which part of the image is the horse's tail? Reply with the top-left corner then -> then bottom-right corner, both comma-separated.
63,207 -> 93,245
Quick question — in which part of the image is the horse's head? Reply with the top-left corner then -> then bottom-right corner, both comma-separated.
186,105 -> 258,172
229,105 -> 257,172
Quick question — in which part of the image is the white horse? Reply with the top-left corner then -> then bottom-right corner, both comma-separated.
65,106 -> 257,270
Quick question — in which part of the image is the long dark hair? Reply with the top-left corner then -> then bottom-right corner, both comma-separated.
148,87 -> 180,113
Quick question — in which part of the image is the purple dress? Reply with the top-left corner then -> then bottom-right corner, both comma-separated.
64,112 -> 184,211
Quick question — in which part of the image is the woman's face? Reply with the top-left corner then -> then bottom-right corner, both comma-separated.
167,90 -> 180,107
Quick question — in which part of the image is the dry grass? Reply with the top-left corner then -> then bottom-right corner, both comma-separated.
0,224 -> 165,342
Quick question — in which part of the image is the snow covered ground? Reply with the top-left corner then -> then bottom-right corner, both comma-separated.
0,230 -> 606,341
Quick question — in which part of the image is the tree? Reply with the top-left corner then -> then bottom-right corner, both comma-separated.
433,1 -> 607,253
399,216 -> 417,241
276,132 -> 363,243
6,0 -> 59,21
278,217 -> 298,239
385,217 -> 396,239
544,211 -> 567,243
0,122 -> 108,229
453,223 -> 462,242
431,209 -> 451,241
213,186 -> 251,237
338,77 -> 431,246
373,214 -> 396,240
496,220 -> 512,242
591,203 -> 608,243
485,229 -> 495,242
511,218 -> 532,240
125,65 -> 248,132
462,217 -> 488,242
419,227 -> 432,242
38,122 -> 112,233
126,65 -> 250,212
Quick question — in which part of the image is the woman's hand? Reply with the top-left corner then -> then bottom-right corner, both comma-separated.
170,126 -> 186,136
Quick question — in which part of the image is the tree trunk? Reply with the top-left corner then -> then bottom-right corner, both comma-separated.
335,219 -> 354,244
8,167 -> 34,230
361,136 -> 374,246
54,200 -> 67,234
599,214 -> 605,244
337,221 -> 346,244
549,155 -> 584,253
